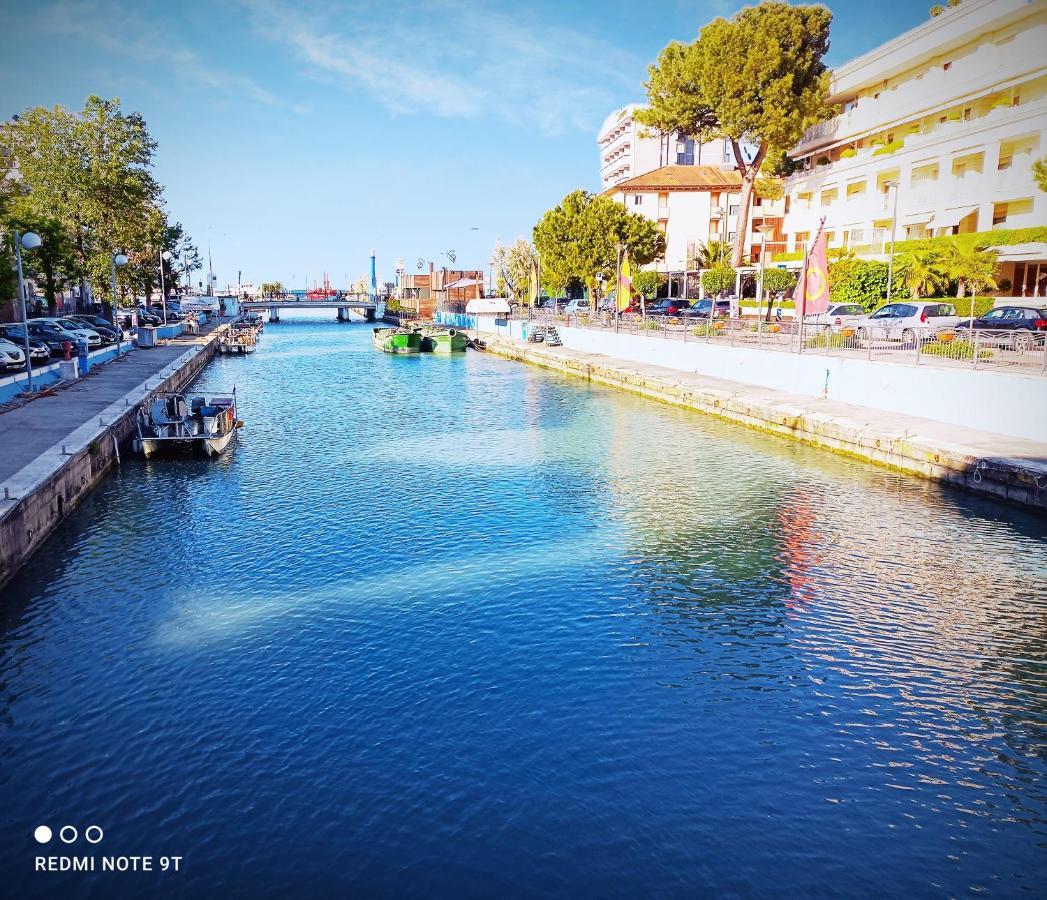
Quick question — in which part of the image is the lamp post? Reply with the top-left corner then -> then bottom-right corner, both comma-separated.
159,249 -> 173,325
111,252 -> 128,356
14,230 -> 41,392
885,180 -> 900,303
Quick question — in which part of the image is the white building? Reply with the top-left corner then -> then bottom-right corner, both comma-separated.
598,104 -> 746,191
605,165 -> 785,274
782,0 -> 1046,294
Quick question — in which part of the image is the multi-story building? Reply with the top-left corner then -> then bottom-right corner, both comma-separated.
605,165 -> 786,274
598,104 -> 747,191
781,0 -> 1046,293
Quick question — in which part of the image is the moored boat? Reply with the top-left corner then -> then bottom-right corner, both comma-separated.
415,325 -> 468,353
219,326 -> 257,354
133,391 -> 241,458
372,327 -> 421,354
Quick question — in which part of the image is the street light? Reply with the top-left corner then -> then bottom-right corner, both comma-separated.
885,180 -> 900,303
13,230 -> 41,392
159,249 -> 173,325
111,252 -> 128,356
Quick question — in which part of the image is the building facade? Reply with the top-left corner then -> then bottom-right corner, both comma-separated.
598,104 -> 748,191
781,0 -> 1046,292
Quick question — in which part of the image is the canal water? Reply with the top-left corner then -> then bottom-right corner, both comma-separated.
2,316 -> 1045,897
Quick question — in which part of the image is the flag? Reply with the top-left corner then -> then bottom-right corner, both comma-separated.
797,229 -> 830,315
528,259 -> 539,306
617,252 -> 634,312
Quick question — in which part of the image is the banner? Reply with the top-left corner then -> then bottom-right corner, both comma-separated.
797,230 -> 830,315
618,252 -> 634,312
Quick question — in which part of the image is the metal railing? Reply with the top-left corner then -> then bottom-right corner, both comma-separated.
525,311 -> 1047,376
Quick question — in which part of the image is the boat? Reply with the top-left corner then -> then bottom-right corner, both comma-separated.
306,274 -> 338,300
133,391 -> 241,458
414,324 -> 468,353
372,327 -> 421,354
219,323 -> 258,354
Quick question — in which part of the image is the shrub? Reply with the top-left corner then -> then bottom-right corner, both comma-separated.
998,278 -> 1012,293
816,155 -> 830,166
872,140 -> 904,156
930,5 -> 944,16
385,298 -> 402,312
827,257 -> 908,309
839,148 -> 856,159
920,339 -> 991,360
804,331 -> 850,349
701,264 -> 736,296
639,319 -> 662,330
953,295 -> 996,318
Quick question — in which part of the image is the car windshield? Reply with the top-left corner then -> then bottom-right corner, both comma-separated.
57,319 -> 84,329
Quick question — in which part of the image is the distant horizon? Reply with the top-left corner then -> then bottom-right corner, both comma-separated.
2,0 -> 931,287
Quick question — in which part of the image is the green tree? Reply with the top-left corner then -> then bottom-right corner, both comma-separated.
935,240 -> 998,299
533,190 -> 665,300
632,270 -> 662,300
0,96 -> 162,308
260,281 -> 284,298
8,215 -> 78,313
690,239 -> 733,269
1033,156 -> 1047,192
640,2 -> 832,268
491,238 -> 537,303
895,248 -> 947,300
701,264 -> 736,296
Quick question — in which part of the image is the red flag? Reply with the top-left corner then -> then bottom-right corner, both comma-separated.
797,230 -> 830,316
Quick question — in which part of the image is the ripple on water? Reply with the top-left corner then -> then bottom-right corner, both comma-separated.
1,317 -> 1045,897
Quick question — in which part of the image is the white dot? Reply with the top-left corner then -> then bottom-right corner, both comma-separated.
34,826 -> 52,844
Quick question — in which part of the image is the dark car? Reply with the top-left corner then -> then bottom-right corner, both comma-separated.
647,298 -> 691,316
134,307 -> 163,326
534,297 -> 568,311
0,325 -> 52,365
679,298 -> 731,319
26,322 -> 84,357
954,305 -> 1047,349
68,315 -> 121,343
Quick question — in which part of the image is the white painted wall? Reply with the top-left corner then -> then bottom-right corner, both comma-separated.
479,319 -> 1047,442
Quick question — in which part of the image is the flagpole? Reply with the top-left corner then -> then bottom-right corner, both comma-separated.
615,244 -> 623,334
798,217 -> 827,353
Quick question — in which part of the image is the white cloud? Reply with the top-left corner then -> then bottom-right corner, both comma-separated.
232,0 -> 642,135
37,0 -> 303,113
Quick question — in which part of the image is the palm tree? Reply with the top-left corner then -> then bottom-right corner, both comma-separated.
935,240 -> 999,299
690,240 -> 738,269
895,248 -> 947,300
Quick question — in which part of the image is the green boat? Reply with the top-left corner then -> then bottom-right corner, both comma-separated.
416,325 -> 469,353
372,327 -> 421,354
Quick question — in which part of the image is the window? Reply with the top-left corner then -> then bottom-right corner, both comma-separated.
633,195 -> 643,205
846,180 -> 866,199
820,187 -> 838,207
943,61 -> 952,71
963,107 -> 972,122
728,204 -> 739,216
676,138 -> 695,166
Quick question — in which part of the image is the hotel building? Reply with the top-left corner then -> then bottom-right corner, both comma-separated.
781,0 -> 1046,294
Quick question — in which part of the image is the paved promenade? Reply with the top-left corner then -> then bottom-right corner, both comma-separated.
489,337 -> 1047,511
0,322 -> 222,484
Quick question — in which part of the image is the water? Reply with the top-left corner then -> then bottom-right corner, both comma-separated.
2,316 -> 1046,897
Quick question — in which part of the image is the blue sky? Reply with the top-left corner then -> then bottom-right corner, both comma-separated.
1,0 -> 929,289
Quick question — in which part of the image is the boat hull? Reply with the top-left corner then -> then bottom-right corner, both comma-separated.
373,328 -> 421,354
134,432 -> 234,459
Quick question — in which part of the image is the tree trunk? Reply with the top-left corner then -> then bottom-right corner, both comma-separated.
729,140 -> 767,269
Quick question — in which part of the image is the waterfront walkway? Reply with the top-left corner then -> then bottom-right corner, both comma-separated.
489,337 -> 1047,511
0,322 -> 222,485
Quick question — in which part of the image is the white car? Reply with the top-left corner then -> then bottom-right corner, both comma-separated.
0,337 -> 27,370
29,317 -> 102,348
563,299 -> 591,316
804,303 -> 867,331
855,302 -> 960,344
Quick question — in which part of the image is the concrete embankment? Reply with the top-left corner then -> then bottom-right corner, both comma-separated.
488,338 -> 1047,512
0,325 -> 227,588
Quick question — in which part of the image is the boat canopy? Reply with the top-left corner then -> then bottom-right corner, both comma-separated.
466,298 -> 511,314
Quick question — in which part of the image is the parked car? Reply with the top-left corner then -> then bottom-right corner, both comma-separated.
69,314 -> 124,341
27,320 -> 97,354
804,303 -> 867,331
647,298 -> 691,316
563,298 -> 592,316
854,302 -> 959,344
29,317 -> 102,348
133,308 -> 163,327
0,337 -> 26,371
679,298 -> 731,319
0,325 -> 51,365
954,305 -> 1047,349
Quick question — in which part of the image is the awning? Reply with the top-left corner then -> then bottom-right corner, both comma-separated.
444,277 -> 480,289
465,298 -> 511,314
933,205 -> 979,229
902,211 -> 933,225
987,242 -> 1047,262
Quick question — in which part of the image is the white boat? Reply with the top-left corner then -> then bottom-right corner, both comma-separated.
133,391 -> 241,458
219,324 -> 257,354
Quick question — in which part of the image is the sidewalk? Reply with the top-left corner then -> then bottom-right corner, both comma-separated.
0,322 -> 222,484
488,337 -> 1047,511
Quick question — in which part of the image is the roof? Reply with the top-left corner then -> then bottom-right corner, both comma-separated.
466,298 -> 511,314
605,165 -> 743,194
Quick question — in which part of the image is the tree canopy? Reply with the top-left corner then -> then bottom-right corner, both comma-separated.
640,2 -> 832,267
533,190 -> 665,298
491,238 -> 537,303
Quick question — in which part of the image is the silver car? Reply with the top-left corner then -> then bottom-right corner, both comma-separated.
804,303 -> 867,332
855,302 -> 960,345
0,337 -> 27,370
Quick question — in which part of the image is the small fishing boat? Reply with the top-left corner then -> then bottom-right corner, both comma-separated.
219,326 -> 257,354
133,391 -> 241,458
415,324 -> 468,353
373,327 -> 422,354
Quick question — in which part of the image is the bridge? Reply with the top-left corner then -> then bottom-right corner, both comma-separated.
240,299 -> 378,323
